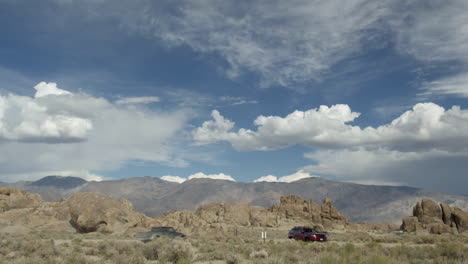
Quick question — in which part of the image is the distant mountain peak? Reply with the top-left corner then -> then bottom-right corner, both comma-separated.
30,176 -> 87,189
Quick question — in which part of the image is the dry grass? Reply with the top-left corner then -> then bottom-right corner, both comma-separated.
0,230 -> 466,263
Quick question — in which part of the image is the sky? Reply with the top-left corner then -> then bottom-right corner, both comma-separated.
1,0 -> 468,195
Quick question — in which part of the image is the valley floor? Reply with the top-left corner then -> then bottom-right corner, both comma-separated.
0,227 -> 467,264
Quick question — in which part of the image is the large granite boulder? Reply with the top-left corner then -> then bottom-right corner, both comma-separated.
401,217 -> 420,232
401,198 -> 468,234
64,192 -> 150,233
429,223 -> 452,234
0,188 -> 42,213
413,199 -> 443,225
451,208 -> 468,233
440,203 -> 453,225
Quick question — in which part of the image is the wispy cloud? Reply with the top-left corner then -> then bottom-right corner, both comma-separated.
419,73 -> 468,98
115,96 -> 160,105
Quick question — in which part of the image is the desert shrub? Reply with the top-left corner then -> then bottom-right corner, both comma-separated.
63,253 -> 88,264
111,253 -> 145,264
365,254 -> 395,264
158,238 -> 193,263
225,254 -> 242,264
249,249 -> 268,259
415,235 -> 436,244
435,243 -> 466,260
320,254 -> 342,264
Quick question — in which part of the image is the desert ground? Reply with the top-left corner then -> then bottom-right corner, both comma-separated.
0,226 -> 467,264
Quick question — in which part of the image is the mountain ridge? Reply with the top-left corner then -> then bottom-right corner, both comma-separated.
1,175 -> 467,223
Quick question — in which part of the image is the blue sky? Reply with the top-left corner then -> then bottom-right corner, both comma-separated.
1,0 -> 468,195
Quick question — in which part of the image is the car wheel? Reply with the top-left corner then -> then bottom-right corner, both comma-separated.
304,237 -> 310,242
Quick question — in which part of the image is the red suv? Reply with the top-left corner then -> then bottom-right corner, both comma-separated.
288,226 -> 328,242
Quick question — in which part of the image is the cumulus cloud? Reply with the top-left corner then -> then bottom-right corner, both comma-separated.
188,172 -> 236,182
34,82 -> 72,98
161,175 -> 186,183
115,96 -> 160,105
0,82 -> 189,182
160,172 -> 236,183
194,103 -> 468,194
0,85 -> 92,143
254,170 -> 314,183
193,103 -> 468,153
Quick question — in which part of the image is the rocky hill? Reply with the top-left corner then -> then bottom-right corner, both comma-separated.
401,198 -> 468,234
0,187 -> 152,233
154,195 -> 350,235
2,176 -> 468,223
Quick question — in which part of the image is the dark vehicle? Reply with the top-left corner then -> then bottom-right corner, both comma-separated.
135,226 -> 185,242
288,226 -> 328,242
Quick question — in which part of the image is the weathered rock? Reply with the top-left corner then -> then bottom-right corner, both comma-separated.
401,198 -> 468,234
65,192 -> 149,233
440,203 -> 452,225
451,208 -> 468,233
0,188 -> 42,213
429,223 -> 452,234
415,199 -> 443,225
153,195 -> 348,235
321,198 -> 347,222
401,217 -> 420,232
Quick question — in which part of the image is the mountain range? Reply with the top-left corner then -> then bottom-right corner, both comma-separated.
1,176 -> 467,223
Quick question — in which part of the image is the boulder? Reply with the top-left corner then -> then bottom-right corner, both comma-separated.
401,217 -> 420,232
429,223 -> 452,234
64,192 -> 149,233
416,199 -> 443,225
401,198 -> 468,234
451,208 -> 468,233
321,198 -> 346,222
440,203 -> 452,225
0,188 -> 42,213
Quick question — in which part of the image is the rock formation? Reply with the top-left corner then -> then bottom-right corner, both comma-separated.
64,192 -> 151,233
153,195 -> 348,234
401,198 -> 468,234
0,187 -> 151,233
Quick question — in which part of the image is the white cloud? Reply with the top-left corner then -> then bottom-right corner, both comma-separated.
115,96 -> 160,105
160,172 -> 237,183
195,103 -> 468,194
188,172 -> 236,182
391,0 -> 468,63
193,103 -> 468,153
0,89 -> 93,143
253,175 -> 278,183
419,73 -> 468,98
303,148 -> 468,195
121,0 -> 390,88
34,82 -> 72,98
50,1 -> 468,92
254,170 -> 314,183
161,175 -> 186,183
0,82 -> 189,182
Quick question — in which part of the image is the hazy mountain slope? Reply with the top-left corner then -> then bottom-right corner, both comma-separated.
30,176 -> 87,189
2,176 -> 467,223
132,177 -> 468,223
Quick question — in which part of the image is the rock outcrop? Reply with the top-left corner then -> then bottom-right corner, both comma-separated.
153,195 -> 348,234
0,187 -> 151,233
64,192 -> 150,233
0,188 -> 42,213
401,198 -> 468,234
